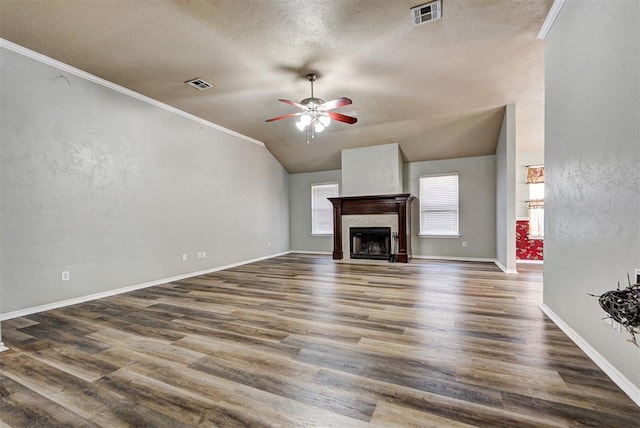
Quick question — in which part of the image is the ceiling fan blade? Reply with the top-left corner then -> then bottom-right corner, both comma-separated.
329,111 -> 358,124
278,99 -> 306,110
320,97 -> 352,111
265,112 -> 303,122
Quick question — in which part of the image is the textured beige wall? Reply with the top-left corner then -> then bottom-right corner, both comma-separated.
341,143 -> 403,197
288,169 -> 341,253
406,155 -> 497,260
0,47 -> 290,315
544,0 -> 640,391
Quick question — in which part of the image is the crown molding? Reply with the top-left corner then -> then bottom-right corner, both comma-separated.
537,0 -> 566,40
0,38 -> 265,148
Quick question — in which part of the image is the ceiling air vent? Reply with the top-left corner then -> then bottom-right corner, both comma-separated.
411,0 -> 442,26
185,78 -> 213,90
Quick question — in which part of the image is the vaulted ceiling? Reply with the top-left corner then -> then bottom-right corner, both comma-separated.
0,0 -> 551,173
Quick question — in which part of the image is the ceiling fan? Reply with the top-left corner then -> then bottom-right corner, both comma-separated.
265,73 -> 357,142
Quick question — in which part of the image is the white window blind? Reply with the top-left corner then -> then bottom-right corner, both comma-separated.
419,174 -> 459,236
311,183 -> 338,235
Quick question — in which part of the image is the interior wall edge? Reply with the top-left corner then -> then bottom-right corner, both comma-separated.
494,258 -> 518,274
537,0 -> 567,40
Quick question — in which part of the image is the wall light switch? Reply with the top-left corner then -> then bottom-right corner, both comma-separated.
182,254 -> 187,262
202,251 -> 206,258
462,241 -> 467,248
268,241 -> 272,247
61,271 -> 70,281
197,252 -> 202,259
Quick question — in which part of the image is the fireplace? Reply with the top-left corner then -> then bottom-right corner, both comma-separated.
350,227 -> 391,260
328,193 -> 416,263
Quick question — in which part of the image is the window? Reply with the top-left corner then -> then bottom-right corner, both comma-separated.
527,165 -> 544,239
311,183 -> 339,235
419,174 -> 459,236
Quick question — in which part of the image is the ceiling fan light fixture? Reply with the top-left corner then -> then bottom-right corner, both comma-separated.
296,111 -> 329,133
299,113 -> 312,126
319,114 -> 331,127
265,73 -> 356,138
296,113 -> 313,131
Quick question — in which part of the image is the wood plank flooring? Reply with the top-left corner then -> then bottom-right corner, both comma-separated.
1,254 -> 638,427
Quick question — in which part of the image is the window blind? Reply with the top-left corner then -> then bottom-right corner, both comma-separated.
311,183 -> 338,234
419,174 -> 459,236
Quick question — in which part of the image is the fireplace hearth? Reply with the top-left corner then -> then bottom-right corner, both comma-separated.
350,227 -> 391,260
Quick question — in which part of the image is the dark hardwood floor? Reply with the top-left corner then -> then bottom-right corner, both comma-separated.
1,254 -> 638,427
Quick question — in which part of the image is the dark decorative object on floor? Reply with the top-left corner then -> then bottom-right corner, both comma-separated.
591,274 -> 640,346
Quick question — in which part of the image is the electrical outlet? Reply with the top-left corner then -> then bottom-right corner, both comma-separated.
182,254 -> 187,262
61,271 -> 70,281
462,241 -> 467,248
268,241 -> 272,247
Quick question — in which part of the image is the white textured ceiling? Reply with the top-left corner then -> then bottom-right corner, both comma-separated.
0,0 -> 551,173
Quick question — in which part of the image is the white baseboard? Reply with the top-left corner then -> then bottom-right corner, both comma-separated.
540,304 -> 640,407
0,251 -> 289,321
412,255 -> 497,263
517,259 -> 544,265
289,252 -> 525,274
493,259 -> 519,274
405,255 -> 521,273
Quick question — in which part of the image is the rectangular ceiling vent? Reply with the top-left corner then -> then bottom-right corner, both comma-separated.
185,78 -> 213,90
411,0 -> 442,26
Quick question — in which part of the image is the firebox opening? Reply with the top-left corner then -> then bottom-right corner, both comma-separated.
350,227 -> 391,260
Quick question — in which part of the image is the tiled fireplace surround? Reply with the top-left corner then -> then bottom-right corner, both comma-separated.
328,194 -> 415,263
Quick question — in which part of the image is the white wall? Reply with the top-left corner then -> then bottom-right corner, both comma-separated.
0,46 -> 290,316
289,169 -> 341,253
406,155 -> 496,260
495,105 -> 517,272
544,0 -> 640,394
341,143 -> 403,196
